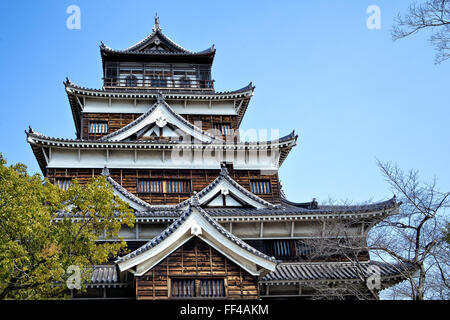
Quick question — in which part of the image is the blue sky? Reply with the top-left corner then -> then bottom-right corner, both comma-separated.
0,0 -> 449,204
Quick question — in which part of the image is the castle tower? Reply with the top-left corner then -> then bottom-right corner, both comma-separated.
26,17 -> 411,300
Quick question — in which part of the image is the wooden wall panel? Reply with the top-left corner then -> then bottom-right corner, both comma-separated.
47,168 -> 282,205
135,238 -> 259,300
81,113 -> 240,140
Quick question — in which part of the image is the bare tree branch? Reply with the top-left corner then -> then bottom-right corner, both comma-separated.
392,0 -> 450,64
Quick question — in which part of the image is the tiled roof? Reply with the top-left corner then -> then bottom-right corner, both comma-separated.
100,21 -> 215,56
65,79 -> 254,97
105,174 -> 153,211
90,260 -> 415,286
261,261 -> 415,283
52,166 -> 398,220
26,126 -> 297,150
280,197 -> 400,214
115,203 -> 277,264
132,197 -> 399,219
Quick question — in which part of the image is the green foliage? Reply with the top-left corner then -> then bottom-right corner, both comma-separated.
0,153 -> 134,299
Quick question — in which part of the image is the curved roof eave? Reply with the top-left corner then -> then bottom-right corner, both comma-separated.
64,79 -> 254,99
99,18 -> 215,56
100,43 -> 216,57
25,126 -> 297,149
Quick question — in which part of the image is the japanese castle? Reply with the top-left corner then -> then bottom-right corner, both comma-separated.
26,16 -> 411,300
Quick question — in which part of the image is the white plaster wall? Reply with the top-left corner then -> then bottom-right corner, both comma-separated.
232,222 -> 261,238
293,221 -> 322,237
83,97 -> 236,115
263,222 -> 292,237
47,147 -> 279,170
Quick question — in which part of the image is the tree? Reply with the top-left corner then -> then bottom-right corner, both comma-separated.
301,204 -> 385,300
0,153 -> 134,299
369,160 -> 450,300
392,0 -> 450,64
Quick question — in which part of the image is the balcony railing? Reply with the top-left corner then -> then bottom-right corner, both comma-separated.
103,77 -> 214,90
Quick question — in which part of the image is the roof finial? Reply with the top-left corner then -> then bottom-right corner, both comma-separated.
101,165 -> 110,177
157,91 -> 165,104
190,191 -> 200,207
220,163 -> 229,176
153,13 -> 161,32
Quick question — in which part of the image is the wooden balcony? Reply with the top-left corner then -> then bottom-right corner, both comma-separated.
103,77 -> 214,91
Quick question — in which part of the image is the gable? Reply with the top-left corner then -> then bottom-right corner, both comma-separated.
100,99 -> 221,143
135,34 -> 179,53
135,237 -> 259,300
174,168 -> 280,210
116,206 -> 277,277
135,123 -> 182,141
203,190 -> 249,208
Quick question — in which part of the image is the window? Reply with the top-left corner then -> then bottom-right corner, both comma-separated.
89,122 -> 108,134
166,180 -> 191,193
179,76 -> 191,88
264,240 -> 293,257
137,179 -> 191,194
213,123 -> 232,136
138,180 -> 163,193
56,178 -> 72,191
171,279 -> 225,298
199,69 -> 212,88
171,279 -> 196,298
105,62 -> 118,86
295,241 -> 315,258
249,180 -> 272,194
199,279 -> 225,298
126,75 -> 138,87
151,77 -> 167,87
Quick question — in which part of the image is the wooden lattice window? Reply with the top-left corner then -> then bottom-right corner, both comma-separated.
249,180 -> 272,194
199,279 -> 225,298
295,241 -> 315,258
89,121 -> 108,134
171,279 -> 196,298
264,240 -> 293,257
137,179 -> 191,194
213,123 -> 232,136
171,279 -> 225,298
56,178 -> 72,191
137,180 -> 163,193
